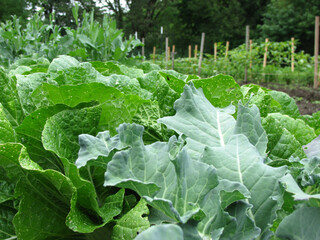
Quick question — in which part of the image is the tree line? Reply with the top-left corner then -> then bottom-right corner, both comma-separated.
1,0 -> 319,56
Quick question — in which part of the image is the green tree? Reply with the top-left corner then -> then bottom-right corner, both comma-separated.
0,0 -> 28,23
27,0 -> 102,27
260,0 -> 320,53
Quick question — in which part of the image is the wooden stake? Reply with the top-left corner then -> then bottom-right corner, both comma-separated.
263,38 -> 269,68
165,37 -> 169,62
249,40 -> 253,69
142,38 -> 145,62
291,37 -> 295,72
153,46 -> 156,63
168,46 -> 171,61
225,41 -> 229,58
172,45 -> 175,70
214,42 -> 217,62
244,25 -> 250,82
249,39 -> 253,80
194,45 -> 198,59
224,41 -> 229,71
188,45 -> 191,60
198,32 -> 205,76
314,16 -> 319,89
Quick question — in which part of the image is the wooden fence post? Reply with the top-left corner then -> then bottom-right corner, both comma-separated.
172,45 -> 175,70
194,45 -> 198,59
188,45 -> 191,60
263,38 -> 269,68
225,41 -> 229,58
165,37 -> 169,69
314,16 -> 319,89
142,38 -> 145,62
249,40 -> 253,80
198,32 -> 205,76
291,37 -> 295,72
214,42 -> 217,62
224,41 -> 229,71
244,25 -> 250,82
153,46 -> 156,63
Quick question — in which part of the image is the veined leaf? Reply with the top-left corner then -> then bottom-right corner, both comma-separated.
104,123 -> 218,223
276,207 -> 320,240
112,198 -> 150,240
134,224 -> 184,240
159,83 -> 236,160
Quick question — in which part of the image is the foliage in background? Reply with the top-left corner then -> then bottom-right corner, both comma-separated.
0,5 -> 141,67
260,0 -> 320,53
153,40 -> 314,86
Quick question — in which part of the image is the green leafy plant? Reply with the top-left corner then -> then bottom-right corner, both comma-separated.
0,55 -> 320,239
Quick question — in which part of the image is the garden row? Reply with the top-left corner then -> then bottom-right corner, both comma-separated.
151,40 -> 315,86
0,54 -> 320,240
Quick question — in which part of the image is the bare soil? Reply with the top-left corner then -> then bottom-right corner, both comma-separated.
259,83 -> 320,115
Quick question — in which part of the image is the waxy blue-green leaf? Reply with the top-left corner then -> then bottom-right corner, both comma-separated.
76,130 -> 125,168
280,174 -> 320,200
112,198 -> 150,240
104,123 -> 218,223
276,207 -> 320,240
134,224 -> 184,240
159,83 -> 236,160
198,179 -> 259,240
234,103 -> 267,156
303,135 -> 320,158
201,135 -> 286,238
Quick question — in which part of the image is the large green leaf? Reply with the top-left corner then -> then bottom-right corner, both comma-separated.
262,113 -> 316,161
32,82 -> 161,138
159,83 -> 236,160
138,71 -> 180,116
16,105 -> 70,171
104,123 -> 218,223
159,83 -> 286,238
201,135 -> 286,238
303,135 -> 320,158
42,106 -> 101,162
198,180 -> 260,240
193,74 -> 242,108
0,201 -> 16,240
0,144 -> 76,239
269,90 -> 300,118
48,55 -> 80,74
134,224 -> 184,240
112,199 -> 150,240
276,207 -> 320,240
15,72 -> 52,115
234,103 -> 267,156
0,103 -> 16,144
0,67 -> 24,126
